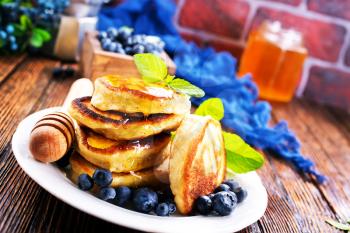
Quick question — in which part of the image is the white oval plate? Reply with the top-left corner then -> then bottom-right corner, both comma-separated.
12,107 -> 268,233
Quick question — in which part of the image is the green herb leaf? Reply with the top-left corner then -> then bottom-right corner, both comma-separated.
33,28 -> 51,42
168,78 -> 205,98
20,15 -> 32,30
325,219 -> 350,231
134,53 -> 167,83
195,98 -> 224,121
30,32 -> 43,48
223,132 -> 264,173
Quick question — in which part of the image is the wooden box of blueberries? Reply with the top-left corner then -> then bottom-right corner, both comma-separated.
80,30 -> 176,81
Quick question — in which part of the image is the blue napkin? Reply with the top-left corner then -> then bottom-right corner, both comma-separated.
97,0 -> 325,183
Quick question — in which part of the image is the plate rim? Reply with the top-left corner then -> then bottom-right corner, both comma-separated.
12,107 -> 268,233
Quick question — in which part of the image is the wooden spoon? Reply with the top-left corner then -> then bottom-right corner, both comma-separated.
29,78 -> 93,163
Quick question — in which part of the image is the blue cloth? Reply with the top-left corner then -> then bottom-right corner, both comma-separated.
97,0 -> 325,183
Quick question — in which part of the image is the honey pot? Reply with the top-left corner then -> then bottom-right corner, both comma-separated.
239,21 -> 307,102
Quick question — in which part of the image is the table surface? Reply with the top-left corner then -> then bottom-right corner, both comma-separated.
0,55 -> 349,233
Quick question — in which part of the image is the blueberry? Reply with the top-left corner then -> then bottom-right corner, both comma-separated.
212,191 -> 237,216
107,27 -> 118,40
114,186 -> 132,206
105,42 -> 117,52
124,46 -> 133,55
78,173 -> 94,191
132,44 -> 145,54
117,27 -> 133,43
223,179 -> 240,191
168,203 -> 176,214
144,43 -> 156,53
115,48 -> 125,54
232,187 -> 248,203
97,31 -> 107,41
64,67 -> 75,77
214,184 -> 231,193
208,193 -> 215,200
132,187 -> 158,213
156,187 -> 174,203
52,67 -> 64,77
99,187 -> 116,201
101,38 -> 112,50
0,30 -> 7,40
6,25 -> 14,34
92,169 -> 113,187
195,195 -> 212,215
9,35 -> 16,43
125,37 -> 134,46
10,42 -> 18,51
155,203 -> 170,216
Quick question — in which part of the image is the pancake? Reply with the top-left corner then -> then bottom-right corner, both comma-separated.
169,115 -> 226,214
69,97 -> 184,140
90,75 -> 191,115
75,125 -> 170,173
69,153 -> 162,188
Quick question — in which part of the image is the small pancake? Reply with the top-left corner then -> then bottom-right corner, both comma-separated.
69,97 -> 184,140
69,153 -> 162,188
76,125 -> 170,173
169,115 -> 226,214
91,75 -> 191,115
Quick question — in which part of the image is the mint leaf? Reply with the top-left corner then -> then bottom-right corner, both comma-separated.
195,98 -> 224,121
33,28 -> 51,42
325,219 -> 350,231
168,78 -> 205,98
20,15 -> 32,30
30,32 -> 43,48
223,132 -> 264,173
134,53 -> 167,83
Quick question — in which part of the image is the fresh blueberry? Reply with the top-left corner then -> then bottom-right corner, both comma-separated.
92,169 -> 113,187
223,179 -> 240,192
78,173 -> 94,191
212,191 -> 237,216
156,187 -> 174,203
144,43 -> 156,53
132,44 -> 145,54
124,46 -> 133,55
117,27 -> 133,43
232,187 -> 248,203
107,27 -> 118,40
115,48 -> 126,54
52,67 -> 64,77
0,30 -> 7,40
97,31 -> 107,41
208,193 -> 215,200
10,42 -> 18,51
125,37 -> 134,46
214,184 -> 231,193
64,67 -> 75,77
155,203 -> 170,216
99,187 -> 116,201
132,187 -> 158,213
6,25 -> 14,34
195,195 -> 212,215
105,42 -> 117,52
168,203 -> 176,214
114,186 -> 132,206
101,38 -> 112,50
9,35 -> 16,43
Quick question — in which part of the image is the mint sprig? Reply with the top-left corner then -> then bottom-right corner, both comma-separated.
133,53 -> 205,98
195,98 -> 264,173
195,98 -> 224,121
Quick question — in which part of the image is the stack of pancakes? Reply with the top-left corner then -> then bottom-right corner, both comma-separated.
68,75 -> 191,188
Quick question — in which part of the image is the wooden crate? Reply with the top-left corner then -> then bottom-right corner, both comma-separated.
80,31 -> 176,81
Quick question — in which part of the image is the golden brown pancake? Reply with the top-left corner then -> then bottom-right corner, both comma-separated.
69,97 -> 184,140
69,153 -> 162,188
90,75 -> 191,115
169,115 -> 226,214
75,125 -> 170,173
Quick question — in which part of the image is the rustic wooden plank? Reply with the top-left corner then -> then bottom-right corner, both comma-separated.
0,57 -> 59,233
270,100 -> 350,230
0,54 -> 26,84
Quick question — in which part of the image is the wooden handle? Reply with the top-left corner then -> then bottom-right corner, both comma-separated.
62,78 -> 94,111
30,78 -> 93,163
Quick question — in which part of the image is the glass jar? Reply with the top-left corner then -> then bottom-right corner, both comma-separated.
239,21 -> 307,102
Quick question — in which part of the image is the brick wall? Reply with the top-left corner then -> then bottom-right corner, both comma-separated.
173,0 -> 350,109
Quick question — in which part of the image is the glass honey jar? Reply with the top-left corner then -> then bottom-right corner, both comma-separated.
239,21 -> 307,102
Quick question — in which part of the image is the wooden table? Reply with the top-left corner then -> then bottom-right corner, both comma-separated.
1,55 -> 349,233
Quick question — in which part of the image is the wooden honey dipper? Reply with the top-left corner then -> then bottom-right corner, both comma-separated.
29,78 -> 93,163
